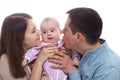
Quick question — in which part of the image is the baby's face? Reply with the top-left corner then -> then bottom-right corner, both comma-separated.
40,22 -> 61,43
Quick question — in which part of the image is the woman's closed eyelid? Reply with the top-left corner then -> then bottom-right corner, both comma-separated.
32,27 -> 39,33
31,29 -> 35,33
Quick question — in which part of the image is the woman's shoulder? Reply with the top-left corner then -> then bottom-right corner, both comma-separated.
0,54 -> 8,64
0,54 -> 8,71
0,54 -> 9,80
0,54 -> 28,80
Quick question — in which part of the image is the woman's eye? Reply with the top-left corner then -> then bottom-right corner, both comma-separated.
31,27 -> 37,33
32,30 -> 35,33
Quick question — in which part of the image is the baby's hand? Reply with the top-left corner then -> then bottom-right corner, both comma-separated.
72,57 -> 80,67
22,58 -> 28,66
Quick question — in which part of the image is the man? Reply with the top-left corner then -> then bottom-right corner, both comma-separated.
49,7 -> 120,80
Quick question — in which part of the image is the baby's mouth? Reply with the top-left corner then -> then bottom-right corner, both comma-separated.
48,37 -> 53,40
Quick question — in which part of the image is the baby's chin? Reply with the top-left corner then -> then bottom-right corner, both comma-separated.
44,40 -> 57,43
39,41 -> 42,44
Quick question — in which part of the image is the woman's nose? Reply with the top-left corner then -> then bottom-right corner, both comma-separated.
37,29 -> 41,36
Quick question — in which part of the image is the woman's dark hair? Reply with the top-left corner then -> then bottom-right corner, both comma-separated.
10,13 -> 32,19
67,7 -> 103,44
0,13 -> 32,78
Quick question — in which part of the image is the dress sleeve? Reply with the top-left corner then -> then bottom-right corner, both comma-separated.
71,50 -> 79,59
25,48 -> 39,63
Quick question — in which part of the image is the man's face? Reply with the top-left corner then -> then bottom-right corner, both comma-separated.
63,17 -> 75,49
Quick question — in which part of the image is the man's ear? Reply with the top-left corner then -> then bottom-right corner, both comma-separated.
75,32 -> 84,42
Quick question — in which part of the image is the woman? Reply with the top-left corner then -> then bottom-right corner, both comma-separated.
0,13 -> 56,80
0,13 -> 37,80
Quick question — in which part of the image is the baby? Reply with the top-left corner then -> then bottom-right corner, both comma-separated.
23,17 -> 79,80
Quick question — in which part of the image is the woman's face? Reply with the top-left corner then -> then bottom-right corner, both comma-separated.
23,19 -> 41,51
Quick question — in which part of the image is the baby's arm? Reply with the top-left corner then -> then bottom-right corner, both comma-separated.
71,50 -> 80,66
41,76 -> 51,80
22,57 -> 29,66
23,48 -> 39,66
72,56 -> 80,66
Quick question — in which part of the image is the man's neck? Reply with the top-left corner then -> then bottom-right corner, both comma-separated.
77,41 -> 101,55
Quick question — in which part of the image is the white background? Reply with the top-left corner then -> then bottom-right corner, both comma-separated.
0,0 -> 120,55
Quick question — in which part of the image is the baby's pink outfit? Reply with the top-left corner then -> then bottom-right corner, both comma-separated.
24,40 -> 67,80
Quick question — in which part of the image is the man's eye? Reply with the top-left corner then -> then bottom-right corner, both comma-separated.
64,28 -> 67,31
43,32 -> 46,34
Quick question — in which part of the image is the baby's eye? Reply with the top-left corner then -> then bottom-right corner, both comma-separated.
51,30 -> 54,32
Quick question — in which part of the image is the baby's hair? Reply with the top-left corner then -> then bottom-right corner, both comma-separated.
40,17 -> 60,29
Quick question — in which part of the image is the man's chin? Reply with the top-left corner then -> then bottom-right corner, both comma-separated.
64,44 -> 70,49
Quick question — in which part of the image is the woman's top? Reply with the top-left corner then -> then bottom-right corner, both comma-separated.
0,54 -> 31,80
